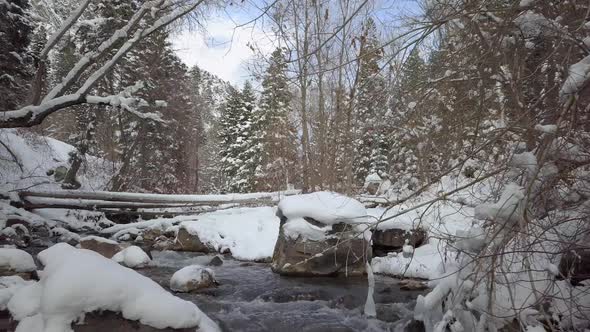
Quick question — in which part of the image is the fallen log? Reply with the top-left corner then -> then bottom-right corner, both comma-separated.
18,189 -> 299,205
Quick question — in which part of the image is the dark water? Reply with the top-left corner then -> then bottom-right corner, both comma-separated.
140,251 -> 423,332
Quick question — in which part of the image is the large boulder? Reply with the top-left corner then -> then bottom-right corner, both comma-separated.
79,236 -> 123,258
271,192 -> 371,277
271,231 -> 370,276
372,228 -> 427,257
174,227 -> 210,253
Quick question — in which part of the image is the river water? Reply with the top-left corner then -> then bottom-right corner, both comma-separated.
141,251 -> 424,332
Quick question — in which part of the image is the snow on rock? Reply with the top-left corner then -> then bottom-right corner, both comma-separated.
180,206 -> 278,261
278,191 -> 368,225
112,245 -> 151,268
282,217 -> 330,241
50,227 -> 80,244
7,243 -> 219,331
0,248 -> 36,273
170,265 -> 218,292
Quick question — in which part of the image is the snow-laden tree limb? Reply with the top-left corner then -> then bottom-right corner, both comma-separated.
1,0 -> 206,128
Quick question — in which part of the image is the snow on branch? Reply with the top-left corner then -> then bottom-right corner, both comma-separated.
0,0 -> 205,128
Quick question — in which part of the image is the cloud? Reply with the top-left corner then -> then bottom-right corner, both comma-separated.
171,17 -> 276,86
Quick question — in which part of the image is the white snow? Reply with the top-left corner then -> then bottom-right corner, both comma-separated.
112,245 -> 151,268
511,151 -> 537,173
169,265 -> 215,292
0,248 -> 36,272
372,244 -> 446,279
365,173 -> 382,183
282,217 -> 330,241
0,129 -> 112,192
534,124 -> 557,134
6,243 -> 219,331
0,276 -> 35,311
474,183 -> 524,223
561,53 -> 590,97
278,191 -> 368,225
180,206 -> 279,261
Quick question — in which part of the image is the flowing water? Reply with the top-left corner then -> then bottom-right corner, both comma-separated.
141,251 -> 424,332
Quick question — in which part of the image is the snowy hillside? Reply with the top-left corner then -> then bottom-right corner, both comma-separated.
0,129 -> 114,192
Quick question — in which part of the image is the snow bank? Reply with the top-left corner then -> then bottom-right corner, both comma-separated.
372,244 -> 446,279
180,206 -> 278,261
112,246 -> 151,268
278,191 -> 368,225
0,248 -> 36,272
7,243 -> 219,331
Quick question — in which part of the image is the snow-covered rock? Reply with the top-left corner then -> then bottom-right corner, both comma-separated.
170,265 -> 218,293
6,243 -> 219,331
112,245 -> 151,269
0,248 -> 36,279
174,227 -> 210,253
79,235 -> 123,258
272,192 -> 371,277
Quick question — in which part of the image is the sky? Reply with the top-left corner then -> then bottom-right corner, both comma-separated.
171,3 -> 276,86
171,1 -> 421,86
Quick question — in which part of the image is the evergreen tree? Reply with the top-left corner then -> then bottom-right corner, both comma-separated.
218,82 -> 260,193
0,0 -> 34,111
352,18 -> 389,185
257,48 -> 299,191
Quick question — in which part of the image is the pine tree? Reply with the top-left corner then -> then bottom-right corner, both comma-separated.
257,48 -> 299,191
352,18 -> 389,185
0,0 -> 34,111
218,82 -> 261,193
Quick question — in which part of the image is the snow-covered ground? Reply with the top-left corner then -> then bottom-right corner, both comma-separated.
0,129 -> 113,192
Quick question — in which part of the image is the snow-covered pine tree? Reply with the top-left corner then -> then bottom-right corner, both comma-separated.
0,0 -> 34,111
218,86 -> 245,192
352,18 -> 389,186
257,48 -> 299,191
387,47 -> 428,192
